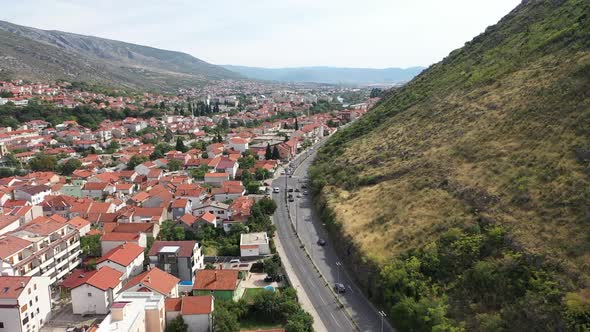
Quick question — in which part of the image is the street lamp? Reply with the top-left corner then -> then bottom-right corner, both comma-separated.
379,311 -> 387,332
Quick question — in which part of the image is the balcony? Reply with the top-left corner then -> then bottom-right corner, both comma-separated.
24,266 -> 41,277
54,249 -> 67,260
55,259 -> 68,271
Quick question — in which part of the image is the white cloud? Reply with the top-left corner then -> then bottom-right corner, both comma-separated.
0,0 -> 521,68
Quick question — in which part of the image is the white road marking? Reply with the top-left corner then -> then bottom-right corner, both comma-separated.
330,312 -> 341,328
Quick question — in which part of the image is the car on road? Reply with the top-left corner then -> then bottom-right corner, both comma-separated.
273,187 -> 280,193
303,191 -> 308,195
317,239 -> 326,246
334,283 -> 346,293
280,171 -> 285,175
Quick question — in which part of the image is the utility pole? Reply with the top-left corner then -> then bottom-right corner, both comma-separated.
336,261 -> 342,284
379,311 -> 387,332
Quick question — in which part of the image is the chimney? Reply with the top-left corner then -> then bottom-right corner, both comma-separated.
146,276 -> 151,283
214,272 -> 217,280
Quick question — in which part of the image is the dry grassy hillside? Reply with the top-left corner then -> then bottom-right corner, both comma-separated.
311,0 -> 590,330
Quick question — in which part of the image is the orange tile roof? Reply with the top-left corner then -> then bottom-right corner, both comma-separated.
121,267 -> 179,295
0,276 -> 32,298
96,243 -> 144,267
193,270 -> 239,291
101,232 -> 140,242
181,295 -> 214,315
165,297 -> 182,312
68,216 -> 90,230
61,266 -> 123,291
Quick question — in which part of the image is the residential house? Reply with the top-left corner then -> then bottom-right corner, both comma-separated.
240,232 -> 270,257
100,232 -> 145,256
148,241 -> 204,282
61,266 -> 123,315
204,173 -> 229,187
96,243 -> 145,281
165,296 -> 214,332
193,269 -> 243,301
121,268 -> 180,298
0,276 -> 52,332
171,198 -> 191,220
228,137 -> 249,153
14,185 -> 50,205
194,201 -> 230,226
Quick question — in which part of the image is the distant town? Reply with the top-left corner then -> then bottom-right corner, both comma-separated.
0,78 -> 377,332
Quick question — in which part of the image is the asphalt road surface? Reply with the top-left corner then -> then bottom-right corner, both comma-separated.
272,138 -> 395,332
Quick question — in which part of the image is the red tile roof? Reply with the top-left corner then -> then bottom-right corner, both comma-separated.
0,276 -> 32,298
96,243 -> 144,267
181,295 -> 214,315
61,266 -> 123,291
193,270 -> 239,291
121,268 -> 179,295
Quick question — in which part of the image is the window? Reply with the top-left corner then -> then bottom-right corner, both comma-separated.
28,288 -> 31,294
35,296 -> 38,302
0,322 -> 4,328
87,293 -> 92,297
21,303 -> 28,312
22,316 -> 29,325
33,284 -> 37,290
36,308 -> 39,314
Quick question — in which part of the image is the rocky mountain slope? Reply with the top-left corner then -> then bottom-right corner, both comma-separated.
222,65 -> 424,85
0,20 -> 239,92
311,0 -> 590,330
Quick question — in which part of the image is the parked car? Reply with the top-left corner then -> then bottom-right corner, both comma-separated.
288,188 -> 294,192
264,275 -> 274,282
229,259 -> 241,264
303,191 -> 309,195
273,187 -> 280,193
288,197 -> 295,202
334,283 -> 346,293
317,239 -> 327,246
297,193 -> 302,198
301,184 -> 307,189
295,188 -> 300,192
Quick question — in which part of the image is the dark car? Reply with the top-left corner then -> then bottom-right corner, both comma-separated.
301,184 -> 307,189
288,188 -> 294,192
317,239 -> 327,246
334,283 -> 346,293
264,275 -> 274,282
295,188 -> 300,192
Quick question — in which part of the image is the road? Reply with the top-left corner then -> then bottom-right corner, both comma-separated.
272,137 -> 395,332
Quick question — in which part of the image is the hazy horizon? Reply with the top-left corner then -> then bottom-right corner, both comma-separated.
1,0 -> 520,68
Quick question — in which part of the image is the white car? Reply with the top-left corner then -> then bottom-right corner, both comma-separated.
273,187 -> 280,193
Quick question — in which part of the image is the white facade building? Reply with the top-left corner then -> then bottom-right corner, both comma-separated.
0,276 -> 52,332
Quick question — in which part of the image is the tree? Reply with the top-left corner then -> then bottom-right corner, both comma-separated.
164,129 -> 174,142
255,167 -> 270,181
213,302 -> 240,332
271,146 -> 281,160
29,155 -> 57,172
58,159 -> 82,175
265,144 -> 272,160
159,220 -> 186,241
217,132 -> 223,143
80,234 -> 101,257
167,315 -> 188,332
190,165 -> 209,180
263,256 -> 280,278
295,117 -> 299,130
106,140 -> 120,153
238,155 -> 255,169
168,159 -> 183,171
176,137 -> 187,153
3,153 -> 20,167
127,154 -> 148,170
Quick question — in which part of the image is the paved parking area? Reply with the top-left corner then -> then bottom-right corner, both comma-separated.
41,303 -> 104,332
242,272 -> 284,288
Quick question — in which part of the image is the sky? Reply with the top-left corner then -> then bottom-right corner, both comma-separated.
0,0 -> 521,69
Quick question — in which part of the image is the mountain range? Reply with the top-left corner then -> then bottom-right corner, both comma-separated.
312,0 -> 590,330
0,20 -> 238,92
222,65 -> 424,85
